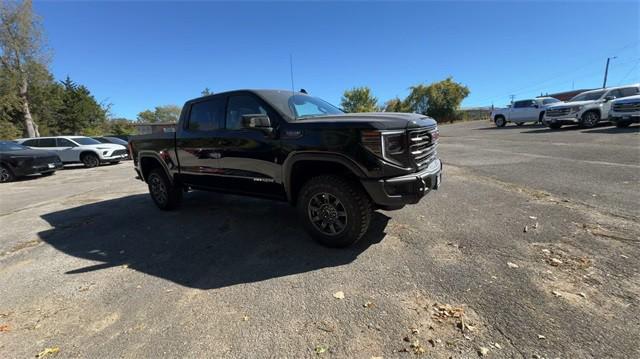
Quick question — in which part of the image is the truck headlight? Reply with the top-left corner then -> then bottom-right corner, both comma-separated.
361,130 -> 407,166
570,106 -> 583,113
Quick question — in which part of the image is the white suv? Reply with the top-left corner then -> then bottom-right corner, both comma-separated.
15,136 -> 128,168
543,84 -> 640,129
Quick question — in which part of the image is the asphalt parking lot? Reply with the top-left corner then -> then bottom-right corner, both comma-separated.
1,121 -> 639,358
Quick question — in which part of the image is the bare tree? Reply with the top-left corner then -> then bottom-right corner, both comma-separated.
0,0 -> 46,137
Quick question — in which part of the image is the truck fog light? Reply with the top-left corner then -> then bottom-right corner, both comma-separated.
103,151 -> 108,155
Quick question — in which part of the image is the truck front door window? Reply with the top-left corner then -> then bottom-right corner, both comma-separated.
226,95 -> 267,130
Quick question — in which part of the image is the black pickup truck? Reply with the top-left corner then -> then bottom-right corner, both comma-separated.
130,89 -> 442,247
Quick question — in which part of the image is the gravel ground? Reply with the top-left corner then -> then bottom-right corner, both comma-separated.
1,121 -> 638,358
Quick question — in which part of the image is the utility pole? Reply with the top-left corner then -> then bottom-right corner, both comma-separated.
509,94 -> 515,104
603,56 -> 617,88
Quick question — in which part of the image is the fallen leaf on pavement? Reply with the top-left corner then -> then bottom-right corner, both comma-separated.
579,292 -> 587,298
550,258 -> 563,266
314,345 -> 328,355
551,290 -> 562,297
363,301 -> 374,308
333,291 -> 345,299
0,324 -> 9,332
478,346 -> 489,356
537,334 -> 546,340
36,347 -> 60,358
507,262 -> 519,268
529,216 -> 537,220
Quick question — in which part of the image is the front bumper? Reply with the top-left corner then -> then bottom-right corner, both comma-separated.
609,113 -> 640,124
14,161 -> 63,176
101,153 -> 128,161
361,158 -> 442,207
543,115 -> 580,125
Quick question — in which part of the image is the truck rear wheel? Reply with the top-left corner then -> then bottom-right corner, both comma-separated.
147,168 -> 182,210
297,175 -> 372,248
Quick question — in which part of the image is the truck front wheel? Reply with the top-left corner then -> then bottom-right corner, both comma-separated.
297,175 -> 372,248
494,116 -> 506,127
147,168 -> 182,210
580,111 -> 600,128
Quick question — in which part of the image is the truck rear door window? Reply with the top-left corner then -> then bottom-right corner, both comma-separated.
187,98 -> 225,131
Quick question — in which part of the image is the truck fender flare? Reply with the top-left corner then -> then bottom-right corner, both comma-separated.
281,152 -> 367,202
137,151 -> 174,184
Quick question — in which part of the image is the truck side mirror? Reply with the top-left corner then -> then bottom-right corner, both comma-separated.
603,95 -> 615,102
241,114 -> 273,133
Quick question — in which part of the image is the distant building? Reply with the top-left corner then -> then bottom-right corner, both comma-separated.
133,122 -> 176,135
538,89 -> 595,102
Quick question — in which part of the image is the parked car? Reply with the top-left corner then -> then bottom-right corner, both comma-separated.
543,84 -> 640,129
130,89 -> 442,247
608,94 -> 640,128
92,136 -> 130,158
0,140 -> 63,183
490,97 -> 561,127
15,136 -> 128,167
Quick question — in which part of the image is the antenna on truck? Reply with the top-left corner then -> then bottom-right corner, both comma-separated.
290,54 -> 296,95
290,54 -> 296,120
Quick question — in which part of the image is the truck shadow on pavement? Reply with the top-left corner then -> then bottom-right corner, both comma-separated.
37,191 -> 389,289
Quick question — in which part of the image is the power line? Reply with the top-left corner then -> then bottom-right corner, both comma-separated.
473,40 -> 640,105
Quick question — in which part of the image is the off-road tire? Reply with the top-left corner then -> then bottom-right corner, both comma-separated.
297,175 -> 372,248
81,153 -> 100,168
0,165 -> 15,183
147,168 -> 182,210
494,116 -> 506,127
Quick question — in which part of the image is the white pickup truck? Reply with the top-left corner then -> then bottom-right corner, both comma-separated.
490,97 -> 561,127
609,94 -> 640,128
543,84 -> 640,129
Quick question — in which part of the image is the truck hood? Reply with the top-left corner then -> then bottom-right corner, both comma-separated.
293,112 -> 437,130
612,95 -> 640,104
547,100 -> 598,109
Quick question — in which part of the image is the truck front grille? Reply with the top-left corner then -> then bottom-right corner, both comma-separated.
408,126 -> 438,169
613,101 -> 640,113
113,149 -> 128,156
546,108 -> 571,117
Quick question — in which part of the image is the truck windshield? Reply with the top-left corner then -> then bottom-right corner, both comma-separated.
289,95 -> 344,119
569,90 -> 606,102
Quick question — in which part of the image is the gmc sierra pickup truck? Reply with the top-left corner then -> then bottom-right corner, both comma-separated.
130,90 -> 442,247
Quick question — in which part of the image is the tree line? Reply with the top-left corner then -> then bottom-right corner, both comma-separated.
340,77 -> 470,122
0,1 -> 135,138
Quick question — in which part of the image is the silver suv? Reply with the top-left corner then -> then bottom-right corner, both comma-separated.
15,136 -> 128,167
